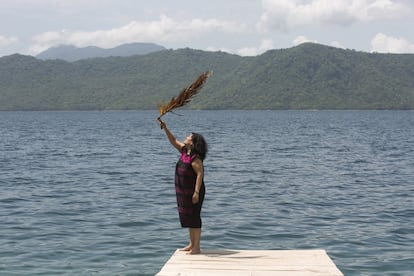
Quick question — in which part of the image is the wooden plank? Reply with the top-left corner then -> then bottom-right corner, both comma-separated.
157,249 -> 343,276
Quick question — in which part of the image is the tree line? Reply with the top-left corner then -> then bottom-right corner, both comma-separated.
1,43 -> 413,111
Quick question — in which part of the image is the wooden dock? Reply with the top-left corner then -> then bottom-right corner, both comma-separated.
156,249 -> 343,276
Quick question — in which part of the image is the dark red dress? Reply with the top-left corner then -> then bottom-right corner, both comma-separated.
175,148 -> 205,228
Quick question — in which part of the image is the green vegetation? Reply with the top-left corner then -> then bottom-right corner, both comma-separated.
1,43 -> 413,111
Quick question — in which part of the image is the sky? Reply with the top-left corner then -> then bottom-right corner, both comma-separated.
0,0 -> 414,57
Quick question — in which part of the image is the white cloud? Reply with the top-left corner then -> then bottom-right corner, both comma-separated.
257,0 -> 408,32
292,36 -> 347,49
237,39 -> 274,56
370,33 -> 414,53
331,41 -> 345,49
28,14 -> 245,55
0,35 -> 18,47
293,36 -> 317,46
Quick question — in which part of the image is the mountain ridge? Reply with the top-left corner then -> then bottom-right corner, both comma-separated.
1,43 -> 413,111
36,42 -> 166,61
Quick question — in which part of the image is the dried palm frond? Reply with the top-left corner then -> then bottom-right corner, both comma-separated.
157,71 -> 212,121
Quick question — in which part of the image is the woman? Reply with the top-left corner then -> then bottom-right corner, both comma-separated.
158,119 -> 208,255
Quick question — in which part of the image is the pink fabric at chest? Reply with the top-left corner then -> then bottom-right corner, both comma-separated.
180,151 -> 194,164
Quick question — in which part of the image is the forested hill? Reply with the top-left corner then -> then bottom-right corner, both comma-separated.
1,43 -> 413,111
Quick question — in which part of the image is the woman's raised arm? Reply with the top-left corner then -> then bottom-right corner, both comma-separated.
158,119 -> 184,152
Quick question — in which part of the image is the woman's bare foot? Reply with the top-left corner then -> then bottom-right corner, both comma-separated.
179,244 -> 192,251
186,248 -> 201,255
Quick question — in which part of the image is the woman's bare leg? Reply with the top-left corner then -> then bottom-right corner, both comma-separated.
187,228 -> 201,254
179,229 -> 193,251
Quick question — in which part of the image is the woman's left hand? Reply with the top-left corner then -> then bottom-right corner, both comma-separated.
192,192 -> 199,204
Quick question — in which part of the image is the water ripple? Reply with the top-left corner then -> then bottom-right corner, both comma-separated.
0,110 -> 413,275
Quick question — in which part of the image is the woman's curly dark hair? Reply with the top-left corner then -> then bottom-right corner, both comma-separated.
191,133 -> 208,161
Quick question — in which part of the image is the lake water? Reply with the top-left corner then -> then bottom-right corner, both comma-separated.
1,110 -> 413,275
